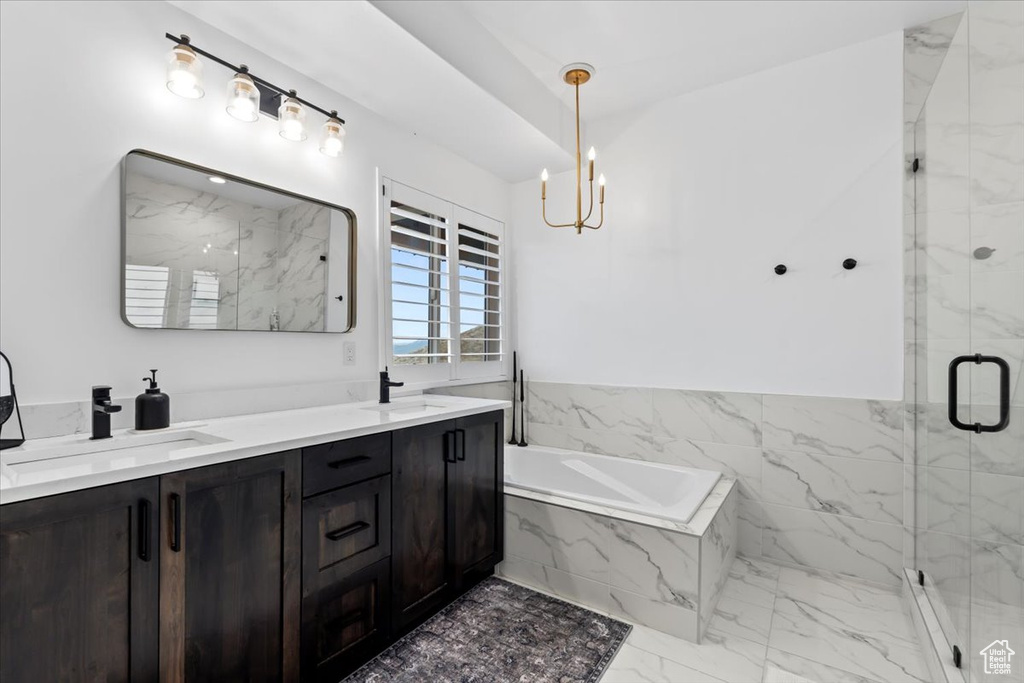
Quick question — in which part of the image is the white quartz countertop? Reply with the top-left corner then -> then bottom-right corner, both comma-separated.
0,395 -> 510,505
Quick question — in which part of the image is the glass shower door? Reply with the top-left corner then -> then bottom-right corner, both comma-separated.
912,2 -> 1024,681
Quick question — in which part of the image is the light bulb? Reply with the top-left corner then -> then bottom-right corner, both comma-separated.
278,91 -> 307,141
319,112 -> 346,157
225,68 -> 260,122
598,173 -> 606,186
541,169 -> 549,181
166,38 -> 204,99
208,176 -> 226,184
588,146 -> 596,161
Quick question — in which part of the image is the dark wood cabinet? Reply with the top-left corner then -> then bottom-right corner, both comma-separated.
159,451 -> 301,683
391,410 -> 504,634
0,409 -> 502,682
391,418 -> 457,632
0,478 -> 160,683
452,411 -> 504,586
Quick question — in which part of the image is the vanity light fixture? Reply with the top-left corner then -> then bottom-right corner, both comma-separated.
208,176 -> 226,184
166,36 -> 204,99
225,66 -> 260,122
540,63 -> 606,234
319,112 -> 346,157
278,91 -> 307,141
163,33 -> 347,157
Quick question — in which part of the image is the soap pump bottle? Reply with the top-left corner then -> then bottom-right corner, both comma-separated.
136,369 -> 170,430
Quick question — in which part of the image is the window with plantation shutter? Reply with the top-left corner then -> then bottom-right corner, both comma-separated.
381,180 -> 506,383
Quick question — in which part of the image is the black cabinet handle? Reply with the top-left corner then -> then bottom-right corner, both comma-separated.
455,429 -> 466,461
169,493 -> 181,552
327,455 -> 371,469
444,431 -> 457,463
138,499 -> 151,561
948,354 -> 1011,433
325,521 -> 370,541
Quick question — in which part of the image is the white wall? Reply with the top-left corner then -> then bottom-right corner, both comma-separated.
512,32 -> 905,399
0,1 -> 509,405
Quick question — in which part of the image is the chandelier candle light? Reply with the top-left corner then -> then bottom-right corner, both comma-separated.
541,63 -> 605,234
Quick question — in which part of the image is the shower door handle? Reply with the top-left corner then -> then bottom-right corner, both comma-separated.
948,354 -> 1011,433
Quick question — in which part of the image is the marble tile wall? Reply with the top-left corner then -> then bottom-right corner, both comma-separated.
276,203 -> 329,332
501,485 -> 737,643
126,173 -> 331,332
522,381 -> 908,586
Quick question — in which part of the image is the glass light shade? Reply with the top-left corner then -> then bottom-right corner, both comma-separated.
319,116 -> 346,157
225,71 -> 260,122
278,95 -> 307,141
166,44 -> 204,99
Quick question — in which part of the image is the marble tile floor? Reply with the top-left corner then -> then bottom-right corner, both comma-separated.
509,555 -> 933,683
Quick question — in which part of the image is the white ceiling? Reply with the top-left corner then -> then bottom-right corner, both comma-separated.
168,0 -> 574,182
459,0 -> 966,120
169,0 -> 965,182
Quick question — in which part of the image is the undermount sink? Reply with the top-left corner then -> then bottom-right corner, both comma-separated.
361,399 -> 449,415
2,429 -> 228,486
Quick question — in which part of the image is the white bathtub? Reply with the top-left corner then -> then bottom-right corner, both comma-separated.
504,445 -> 721,524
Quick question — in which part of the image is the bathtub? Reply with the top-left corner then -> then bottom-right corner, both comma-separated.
505,445 -> 721,524
500,444 -> 737,643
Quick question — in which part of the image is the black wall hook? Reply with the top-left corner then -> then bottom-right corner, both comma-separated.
843,258 -> 857,270
774,264 -> 787,275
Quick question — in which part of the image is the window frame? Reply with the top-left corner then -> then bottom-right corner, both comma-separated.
379,178 -> 508,386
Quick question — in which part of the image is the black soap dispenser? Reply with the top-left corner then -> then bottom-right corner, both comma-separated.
136,370 -> 170,430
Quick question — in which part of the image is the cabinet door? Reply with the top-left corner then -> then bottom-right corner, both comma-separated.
391,419 -> 455,632
0,478 -> 160,683
160,452 -> 301,683
453,410 -> 504,585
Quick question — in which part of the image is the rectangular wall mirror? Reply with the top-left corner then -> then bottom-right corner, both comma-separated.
121,150 -> 356,333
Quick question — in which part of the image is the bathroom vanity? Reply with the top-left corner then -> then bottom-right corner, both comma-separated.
0,396 -> 506,682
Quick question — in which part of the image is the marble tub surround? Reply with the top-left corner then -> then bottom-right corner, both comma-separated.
501,481 -> 737,643
523,380 -> 908,585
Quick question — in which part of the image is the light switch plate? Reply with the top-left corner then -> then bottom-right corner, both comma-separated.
343,342 -> 356,366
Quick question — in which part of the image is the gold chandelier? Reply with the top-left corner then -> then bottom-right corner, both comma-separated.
541,63 -> 605,234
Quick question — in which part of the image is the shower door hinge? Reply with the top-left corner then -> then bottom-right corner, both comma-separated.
953,645 -> 962,668
382,184 -> 386,196
912,157 -> 920,173
918,570 -> 925,586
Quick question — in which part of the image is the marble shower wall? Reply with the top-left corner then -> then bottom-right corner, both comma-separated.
126,173 -> 329,332
276,203 -> 329,332
521,381 -> 906,586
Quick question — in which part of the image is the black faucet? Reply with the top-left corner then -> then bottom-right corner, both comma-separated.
91,386 -> 122,440
379,368 -> 404,404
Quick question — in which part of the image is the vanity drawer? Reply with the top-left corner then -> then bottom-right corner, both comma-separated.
303,475 -> 391,579
301,557 -> 391,682
303,432 -> 391,496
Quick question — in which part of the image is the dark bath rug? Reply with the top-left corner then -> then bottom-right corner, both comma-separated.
344,577 -> 631,683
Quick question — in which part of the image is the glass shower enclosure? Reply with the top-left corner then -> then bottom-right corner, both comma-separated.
909,2 -> 1023,681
